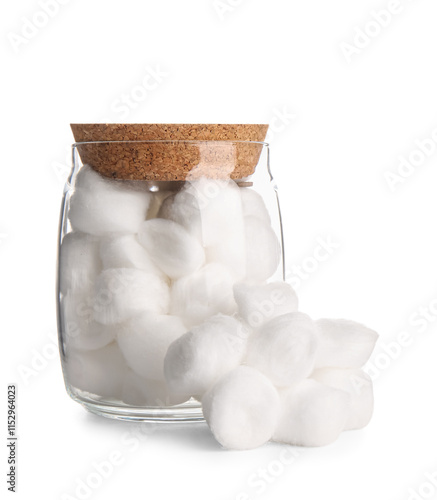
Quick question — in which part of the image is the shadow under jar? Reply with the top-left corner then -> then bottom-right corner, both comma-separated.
57,139 -> 285,421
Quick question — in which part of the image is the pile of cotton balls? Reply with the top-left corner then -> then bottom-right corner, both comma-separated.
60,165 -> 378,450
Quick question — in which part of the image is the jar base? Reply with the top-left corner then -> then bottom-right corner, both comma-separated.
69,390 -> 205,423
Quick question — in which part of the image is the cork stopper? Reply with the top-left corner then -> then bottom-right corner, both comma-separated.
70,124 -> 268,181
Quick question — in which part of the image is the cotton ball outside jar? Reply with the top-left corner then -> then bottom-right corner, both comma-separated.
273,379 -> 351,447
117,312 -> 187,381
164,315 -> 249,398
312,368 -> 374,430
245,312 -> 318,387
314,318 -> 379,370
138,218 -> 205,280
93,268 -> 170,325
68,165 -> 151,235
202,366 -> 280,450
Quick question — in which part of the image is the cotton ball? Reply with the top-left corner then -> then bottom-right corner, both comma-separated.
314,318 -> 379,370
244,216 -> 281,282
202,366 -> 280,450
146,190 -> 172,220
93,268 -> 170,325
59,232 -> 101,295
273,379 -> 351,447
205,236 -> 246,282
164,315 -> 249,397
99,234 -> 165,278
246,312 -> 318,387
122,370 -> 189,407
117,312 -> 186,380
187,178 -> 244,248
240,188 -> 270,223
65,342 -> 127,399
158,190 -> 203,242
170,263 -> 237,327
193,179 -> 246,279
312,368 -> 374,430
138,218 -> 205,279
68,165 -> 150,235
234,281 -> 298,329
61,293 -> 116,351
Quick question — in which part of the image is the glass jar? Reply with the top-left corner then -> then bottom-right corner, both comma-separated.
57,134 -> 285,421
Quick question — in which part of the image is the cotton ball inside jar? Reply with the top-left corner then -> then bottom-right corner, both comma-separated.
138,218 -> 205,280
245,312 -> 318,387
158,190 -> 203,242
233,281 -> 298,329
59,231 -> 101,296
65,342 -> 127,399
185,178 -> 245,247
122,370 -> 189,407
170,263 -> 237,327
314,318 -> 379,370
117,312 -> 186,381
93,268 -> 170,325
273,379 -> 351,447
244,215 -> 281,283
240,187 -> 271,223
312,368 -> 374,430
68,165 -> 151,235
164,314 -> 249,397
202,366 -> 280,450
99,234 -> 165,278
61,292 -> 116,351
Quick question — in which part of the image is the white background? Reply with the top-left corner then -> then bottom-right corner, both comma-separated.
2,1 -> 437,499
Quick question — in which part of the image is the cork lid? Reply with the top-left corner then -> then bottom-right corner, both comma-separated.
70,124 -> 268,181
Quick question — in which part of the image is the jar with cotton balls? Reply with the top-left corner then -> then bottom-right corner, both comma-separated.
57,123 -> 286,421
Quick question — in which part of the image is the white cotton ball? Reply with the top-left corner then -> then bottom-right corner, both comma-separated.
93,268 -> 170,325
312,368 -> 374,430
99,234 -> 165,278
61,293 -> 116,351
164,315 -> 249,397
122,370 -> 189,407
68,165 -> 150,235
202,366 -> 280,450
244,216 -> 281,283
146,190 -> 172,220
65,342 -> 127,399
170,263 -> 237,327
205,236 -> 246,282
193,179 -> 246,278
117,312 -> 186,380
273,379 -> 351,447
234,281 -> 298,329
193,178 -> 245,248
246,312 -> 318,387
240,188 -> 271,223
138,218 -> 205,279
158,190 -> 203,242
59,232 -> 101,295
314,318 -> 379,369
